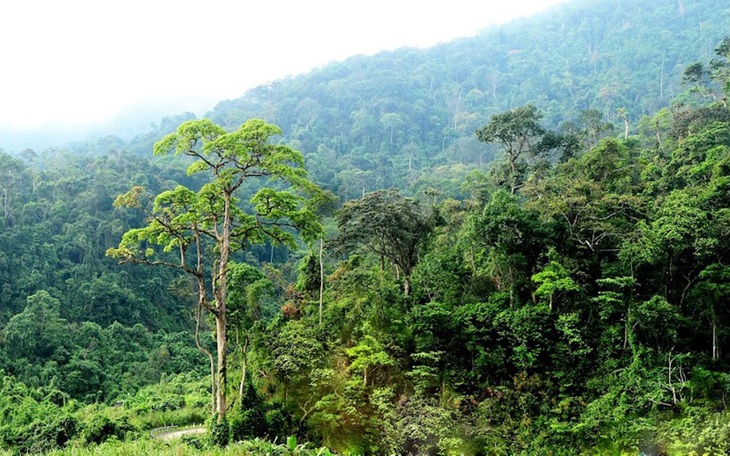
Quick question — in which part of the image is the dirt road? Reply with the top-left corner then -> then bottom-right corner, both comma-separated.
152,426 -> 207,441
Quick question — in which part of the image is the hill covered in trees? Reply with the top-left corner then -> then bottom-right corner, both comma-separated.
1,0 -> 730,454
196,0 -> 730,199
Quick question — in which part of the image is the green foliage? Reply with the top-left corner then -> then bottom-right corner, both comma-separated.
198,0 -> 729,203
5,290 -> 65,361
269,320 -> 325,385
229,381 -> 267,442
209,416 -> 229,447
5,13 -> 730,456
532,259 -> 581,311
333,189 -> 436,296
476,104 -> 546,193
346,335 -> 395,387
80,415 -> 133,446
18,414 -> 77,455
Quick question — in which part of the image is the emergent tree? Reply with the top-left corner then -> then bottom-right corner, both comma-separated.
475,104 -> 546,194
107,119 -> 322,421
334,189 -> 435,297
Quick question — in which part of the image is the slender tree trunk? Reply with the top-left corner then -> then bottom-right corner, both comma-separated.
713,321 -> 718,361
215,313 -> 227,418
214,194 -> 232,420
660,57 -> 665,99
194,299 -> 216,416
238,335 -> 249,399
509,152 -> 518,195
319,238 -> 324,325
624,307 -> 631,351
209,355 -> 216,416
3,188 -> 9,227
668,353 -> 677,405
191,230 -> 216,416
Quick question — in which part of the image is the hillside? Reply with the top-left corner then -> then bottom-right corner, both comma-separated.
193,0 -> 729,198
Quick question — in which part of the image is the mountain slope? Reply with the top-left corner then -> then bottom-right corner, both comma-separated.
202,0 -> 729,197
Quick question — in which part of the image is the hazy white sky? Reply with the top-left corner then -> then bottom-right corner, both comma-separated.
0,0 -> 568,130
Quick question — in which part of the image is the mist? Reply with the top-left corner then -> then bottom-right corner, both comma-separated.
0,95 -> 216,153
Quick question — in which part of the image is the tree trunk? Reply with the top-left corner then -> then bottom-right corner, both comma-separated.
194,296 -> 216,416
623,307 -> 631,351
319,238 -> 324,325
209,353 -> 216,416
509,152 -> 519,195
215,313 -> 227,419
238,335 -> 249,399
214,193 -> 232,420
660,57 -> 665,99
191,230 -> 216,416
3,188 -> 9,227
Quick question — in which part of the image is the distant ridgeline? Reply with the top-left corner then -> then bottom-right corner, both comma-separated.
187,0 -> 729,199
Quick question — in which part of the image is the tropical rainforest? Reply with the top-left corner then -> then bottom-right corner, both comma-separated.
1,0 -> 730,454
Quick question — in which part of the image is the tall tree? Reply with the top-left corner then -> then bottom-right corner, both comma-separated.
475,105 -> 545,194
107,118 -> 322,421
334,189 -> 435,296
682,36 -> 730,108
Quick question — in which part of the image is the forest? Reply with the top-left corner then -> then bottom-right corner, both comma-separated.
1,0 -> 730,454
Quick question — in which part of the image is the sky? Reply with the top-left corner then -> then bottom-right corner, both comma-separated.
0,0 -> 568,134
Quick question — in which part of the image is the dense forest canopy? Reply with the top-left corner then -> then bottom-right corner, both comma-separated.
1,0 -> 730,454
200,0 -> 730,200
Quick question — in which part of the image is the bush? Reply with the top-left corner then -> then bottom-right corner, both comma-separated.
81,415 -> 134,445
14,415 -> 77,454
229,381 -> 267,442
180,433 -> 206,449
209,416 -> 229,447
265,402 -> 296,442
230,408 -> 266,443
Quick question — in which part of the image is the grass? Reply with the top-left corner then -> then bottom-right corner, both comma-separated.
45,437 -> 334,455
48,439 -> 246,455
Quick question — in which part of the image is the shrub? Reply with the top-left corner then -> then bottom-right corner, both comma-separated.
80,415 -> 134,445
209,415 -> 229,447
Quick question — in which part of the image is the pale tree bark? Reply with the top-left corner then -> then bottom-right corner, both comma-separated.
213,193 -> 233,419
238,334 -> 249,399
194,299 -> 216,416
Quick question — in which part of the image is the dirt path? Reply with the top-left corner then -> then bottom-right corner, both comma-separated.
152,426 -> 207,441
